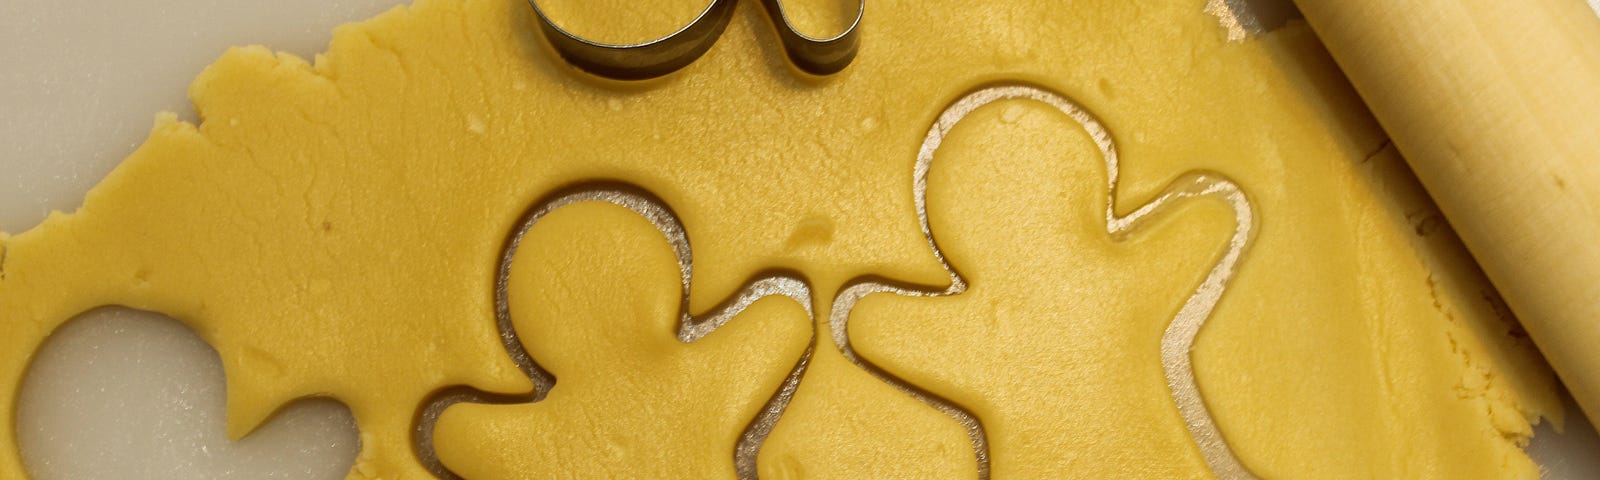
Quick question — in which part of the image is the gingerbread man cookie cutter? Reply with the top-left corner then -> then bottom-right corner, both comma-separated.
830,83 -> 1259,479
528,0 -> 863,79
412,184 -> 815,480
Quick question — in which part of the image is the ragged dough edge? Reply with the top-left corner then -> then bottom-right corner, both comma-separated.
1383,146 -> 1557,476
227,0 -> 536,469
130,5 -> 409,440
1227,22 -> 1562,477
81,0 -> 424,223
1326,102 -> 1558,476
183,5 -> 412,136
1367,144 -> 1562,442
2,2 -> 530,479
1308,33 -> 1565,450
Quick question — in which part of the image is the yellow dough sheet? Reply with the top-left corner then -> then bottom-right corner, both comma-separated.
0,0 -> 1560,478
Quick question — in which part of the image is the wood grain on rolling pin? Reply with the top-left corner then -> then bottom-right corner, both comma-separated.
1292,0 -> 1600,425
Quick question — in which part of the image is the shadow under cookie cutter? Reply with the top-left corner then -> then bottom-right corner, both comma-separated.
527,0 -> 863,79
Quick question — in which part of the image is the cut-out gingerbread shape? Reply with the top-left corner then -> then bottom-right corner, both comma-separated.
842,85 -> 1249,477
429,188 -> 812,479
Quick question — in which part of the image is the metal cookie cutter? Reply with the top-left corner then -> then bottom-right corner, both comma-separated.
528,0 -> 863,79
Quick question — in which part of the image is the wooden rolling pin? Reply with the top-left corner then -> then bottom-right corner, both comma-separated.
1290,0 -> 1600,426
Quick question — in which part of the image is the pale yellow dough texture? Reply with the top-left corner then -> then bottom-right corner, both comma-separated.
0,0 -> 1560,478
